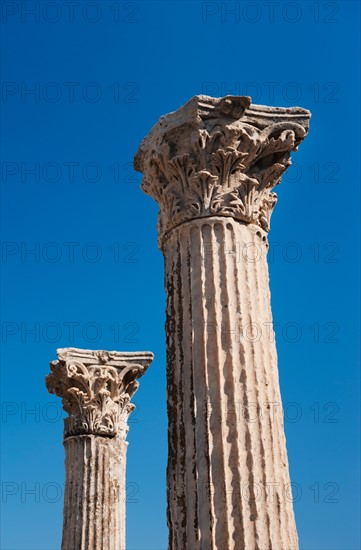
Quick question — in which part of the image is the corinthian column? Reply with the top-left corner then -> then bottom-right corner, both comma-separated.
46,347 -> 153,550
134,95 -> 311,550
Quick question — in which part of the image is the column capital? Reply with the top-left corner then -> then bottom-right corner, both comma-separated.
46,347 -> 153,438
134,95 -> 310,245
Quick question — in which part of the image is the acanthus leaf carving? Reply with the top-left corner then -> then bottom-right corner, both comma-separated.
46,348 -> 153,438
134,95 -> 310,245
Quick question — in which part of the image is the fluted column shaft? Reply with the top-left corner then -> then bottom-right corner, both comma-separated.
62,435 -> 127,550
164,217 -> 297,550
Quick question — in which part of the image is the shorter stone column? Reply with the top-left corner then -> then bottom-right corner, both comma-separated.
46,347 -> 153,550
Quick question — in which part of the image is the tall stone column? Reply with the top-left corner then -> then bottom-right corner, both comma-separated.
46,347 -> 153,550
134,95 -> 311,550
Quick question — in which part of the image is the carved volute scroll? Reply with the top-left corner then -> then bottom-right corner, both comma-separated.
134,95 -> 311,247
46,348 -> 154,438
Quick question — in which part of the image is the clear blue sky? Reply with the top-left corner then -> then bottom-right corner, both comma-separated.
1,1 -> 360,549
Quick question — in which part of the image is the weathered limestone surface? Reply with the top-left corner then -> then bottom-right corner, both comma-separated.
46,347 -> 153,550
135,95 -> 310,550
